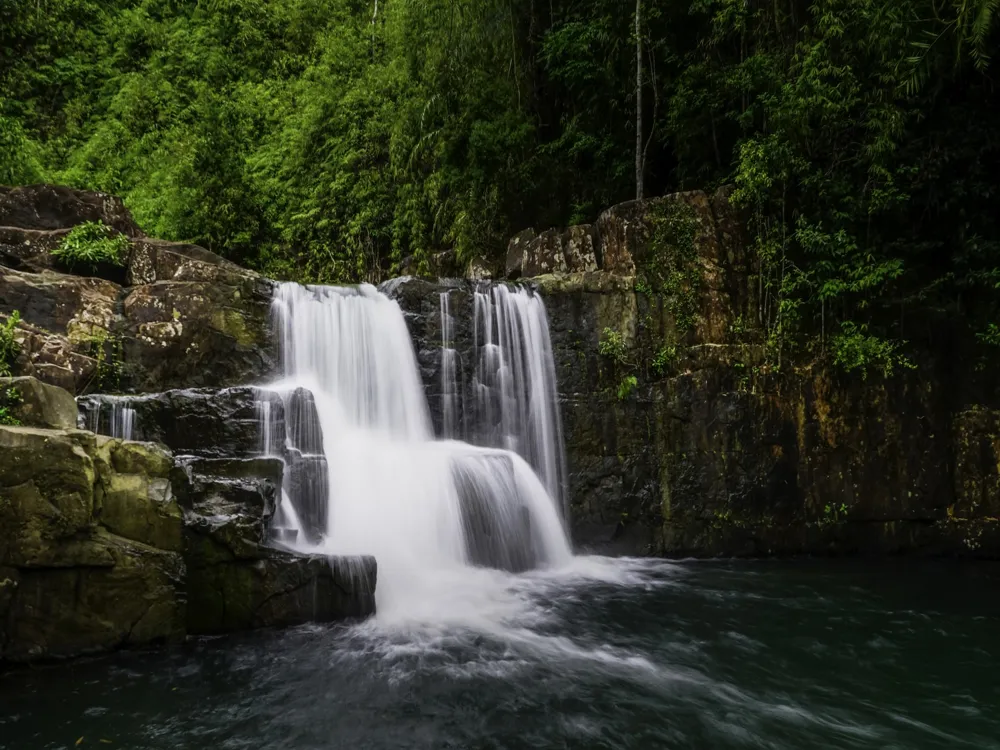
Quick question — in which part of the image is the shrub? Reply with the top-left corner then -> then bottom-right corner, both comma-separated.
53,222 -> 130,272
0,311 -> 20,377
0,386 -> 22,426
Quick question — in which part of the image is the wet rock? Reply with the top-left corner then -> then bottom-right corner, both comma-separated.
185,553 -> 376,634
284,387 -> 324,455
79,387 -> 279,457
284,452 -> 329,545
454,452 -> 536,573
175,453 -> 375,634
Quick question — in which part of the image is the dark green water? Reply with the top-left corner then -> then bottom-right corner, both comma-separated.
2,559 -> 998,750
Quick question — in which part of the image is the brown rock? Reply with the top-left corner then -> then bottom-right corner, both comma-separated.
0,184 -> 143,237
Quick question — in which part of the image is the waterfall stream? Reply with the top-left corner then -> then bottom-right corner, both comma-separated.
258,282 -> 573,617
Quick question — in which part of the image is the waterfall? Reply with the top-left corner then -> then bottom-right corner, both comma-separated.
79,395 -> 137,440
112,402 -> 136,441
439,291 -> 460,439
438,284 -> 568,515
259,282 -> 572,609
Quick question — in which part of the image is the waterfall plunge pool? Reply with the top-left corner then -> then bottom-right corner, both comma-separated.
2,558 -> 998,750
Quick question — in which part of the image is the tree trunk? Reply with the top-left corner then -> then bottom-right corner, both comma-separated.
635,0 -> 643,201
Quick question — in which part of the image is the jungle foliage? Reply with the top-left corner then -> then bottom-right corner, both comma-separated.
2,0 -> 999,364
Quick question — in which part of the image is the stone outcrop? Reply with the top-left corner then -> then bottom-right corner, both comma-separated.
0,185 -> 275,395
0,375 -> 78,429
0,185 -> 143,238
0,379 -> 375,665
0,427 -> 186,661
505,225 -> 599,279
0,186 -> 376,667
391,187 -> 1000,559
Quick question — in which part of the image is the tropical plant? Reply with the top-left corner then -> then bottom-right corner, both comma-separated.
52,222 -> 130,272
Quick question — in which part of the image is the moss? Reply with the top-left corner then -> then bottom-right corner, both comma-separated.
212,308 -> 258,347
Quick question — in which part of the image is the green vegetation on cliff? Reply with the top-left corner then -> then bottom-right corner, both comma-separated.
2,0 -> 999,361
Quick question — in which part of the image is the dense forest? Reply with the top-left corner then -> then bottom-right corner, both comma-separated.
2,0 -> 999,371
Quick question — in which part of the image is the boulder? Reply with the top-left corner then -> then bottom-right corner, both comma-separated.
0,226 -> 67,273
0,185 -> 144,237
0,425 -> 187,661
506,225 -> 599,280
122,279 -> 275,391
0,426 -> 99,568
0,376 -> 78,429
0,415 -> 377,664
0,267 -> 120,345
0,267 -> 120,393
126,238 -> 259,287
505,228 -> 537,279
4,319 -> 99,394
185,553 -> 376,634
96,439 -> 183,553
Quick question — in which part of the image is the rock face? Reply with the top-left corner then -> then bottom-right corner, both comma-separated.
392,187 -> 1000,559
505,225 -> 599,279
0,375 -> 78,429
0,186 -> 376,666
0,185 -> 144,237
0,427 -> 186,661
0,185 -> 275,395
0,382 -> 375,665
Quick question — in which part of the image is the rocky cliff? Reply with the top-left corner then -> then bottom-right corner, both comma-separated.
390,188 -> 1000,559
0,186 -> 374,665
2,181 -> 997,667
0,185 -> 275,394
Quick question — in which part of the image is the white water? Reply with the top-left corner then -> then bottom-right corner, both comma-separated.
258,282 -> 573,622
469,284 -> 568,514
439,291 -> 461,439
80,396 -> 136,440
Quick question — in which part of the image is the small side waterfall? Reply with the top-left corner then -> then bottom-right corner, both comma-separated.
79,396 -> 137,440
439,291 -> 461,439
431,284 -> 569,515
258,282 -> 572,610
471,284 -> 567,512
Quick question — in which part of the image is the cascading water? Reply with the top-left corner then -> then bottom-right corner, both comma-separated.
467,284 -> 568,514
439,291 -> 461,439
258,282 -> 572,617
80,395 -> 137,440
